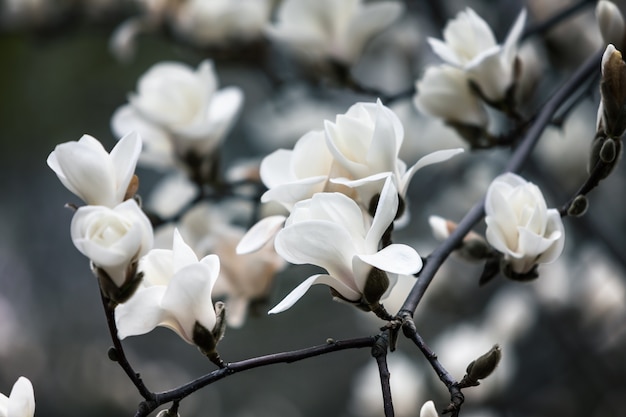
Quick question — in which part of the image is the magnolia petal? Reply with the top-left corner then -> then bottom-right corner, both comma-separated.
503,9 -> 526,62
268,273 -> 360,314
172,229 -> 200,272
139,249 -> 174,286
345,1 -> 403,62
306,192 -> 365,237
366,177 -> 398,250
109,131 -> 142,202
115,286 -> 168,339
357,244 -> 422,275
420,401 -> 439,417
536,210 -> 565,264
366,99 -> 402,173
400,148 -> 463,195
236,215 -> 286,254
260,176 -> 328,207
48,135 -> 116,206
427,37 -> 462,66
161,260 -> 220,341
260,149 -> 296,188
7,377 -> 35,417
274,220 -> 355,274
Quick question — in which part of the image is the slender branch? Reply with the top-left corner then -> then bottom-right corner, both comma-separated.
135,337 -> 376,416
100,291 -> 154,401
521,0 -> 597,41
398,48 -> 602,316
401,315 -> 463,416
372,334 -> 394,417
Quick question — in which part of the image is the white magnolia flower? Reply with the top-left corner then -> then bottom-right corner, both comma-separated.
47,132 -> 141,207
269,178 -> 422,314
115,229 -> 221,346
485,173 -> 565,274
420,401 -> 438,417
71,199 -> 154,287
597,1 -> 625,48
111,60 -> 243,170
324,100 -> 463,207
428,8 -> 526,102
267,0 -> 403,64
173,0 -> 272,46
0,377 -> 35,417
414,65 -> 488,128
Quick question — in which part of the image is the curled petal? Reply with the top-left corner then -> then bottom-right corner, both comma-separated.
236,215 -> 286,254
268,273 -> 361,314
357,244 -> 422,276
400,148 -> 464,195
115,286 -> 167,339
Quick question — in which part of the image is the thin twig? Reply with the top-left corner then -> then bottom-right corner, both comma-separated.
521,0 -> 597,41
100,291 -> 154,401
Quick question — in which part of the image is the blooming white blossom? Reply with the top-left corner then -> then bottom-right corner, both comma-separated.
0,377 -> 34,417
158,202 -> 285,327
111,60 -> 243,171
115,229 -> 221,347
324,100 -> 463,206
269,178 -> 422,314
266,0 -> 403,65
597,1 -> 625,47
70,199 -> 154,288
172,0 -> 272,46
47,132 -> 141,207
427,8 -> 526,102
484,173 -> 565,274
414,65 -> 488,128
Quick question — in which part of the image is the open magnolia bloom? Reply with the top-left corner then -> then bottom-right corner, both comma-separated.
266,0 -> 403,65
115,229 -> 224,352
414,64 -> 488,129
0,377 -> 35,417
70,199 -> 154,299
324,100 -> 464,208
269,178 -> 422,315
111,60 -> 243,174
47,132 -> 141,207
427,7 -> 526,103
485,173 -> 565,275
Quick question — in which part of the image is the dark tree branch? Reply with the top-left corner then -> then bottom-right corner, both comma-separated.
521,0 -> 597,41
134,337 -> 377,416
100,291 -> 154,401
372,334 -> 395,417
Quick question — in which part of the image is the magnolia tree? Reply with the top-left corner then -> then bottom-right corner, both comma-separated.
2,0 -> 626,416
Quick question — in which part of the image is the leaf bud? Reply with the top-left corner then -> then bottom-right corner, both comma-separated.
600,137 -> 618,163
567,195 -> 589,217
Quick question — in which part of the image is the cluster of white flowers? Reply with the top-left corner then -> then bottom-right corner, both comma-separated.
415,8 -> 526,132
111,0 -> 402,67
47,133 -> 228,352
239,100 -> 462,313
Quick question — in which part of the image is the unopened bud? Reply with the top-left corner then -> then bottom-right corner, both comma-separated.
597,1 -> 626,47
459,344 -> 502,387
567,195 -> 589,217
600,44 -> 626,137
466,344 -> 502,381
589,134 -> 623,179
600,137 -> 618,162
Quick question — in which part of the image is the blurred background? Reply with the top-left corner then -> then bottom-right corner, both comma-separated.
1,0 -> 626,416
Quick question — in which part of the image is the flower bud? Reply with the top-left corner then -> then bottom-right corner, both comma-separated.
589,134 -> 623,179
459,344 -> 502,387
600,44 -> 626,137
596,1 -> 625,48
466,344 -> 502,381
567,195 -> 589,217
